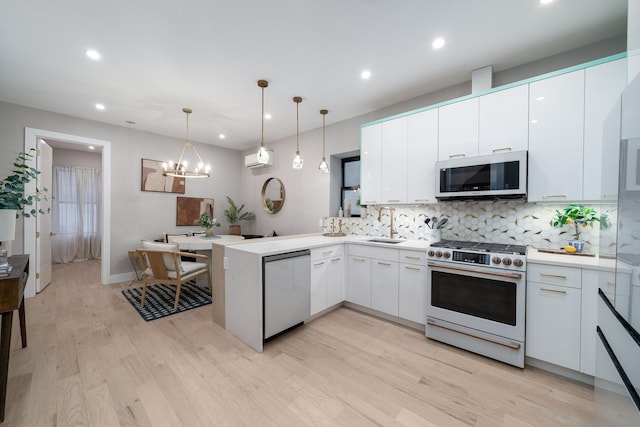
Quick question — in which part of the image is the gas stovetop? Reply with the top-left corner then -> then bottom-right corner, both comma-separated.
428,239 -> 527,271
430,239 -> 527,256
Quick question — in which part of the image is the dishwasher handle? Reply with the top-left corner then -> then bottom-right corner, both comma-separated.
263,249 -> 311,263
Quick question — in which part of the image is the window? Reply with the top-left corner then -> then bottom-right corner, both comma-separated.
341,156 -> 361,216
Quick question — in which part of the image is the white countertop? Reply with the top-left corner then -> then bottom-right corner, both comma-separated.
527,247 -> 620,272
225,233 -> 432,256
173,234 -> 244,250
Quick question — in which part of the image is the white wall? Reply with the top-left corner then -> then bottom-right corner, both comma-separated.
52,147 -> 102,168
0,102 -> 243,278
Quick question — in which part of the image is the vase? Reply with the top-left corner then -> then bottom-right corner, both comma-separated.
205,227 -> 213,237
0,209 -> 17,242
229,225 -> 241,236
568,240 -> 585,252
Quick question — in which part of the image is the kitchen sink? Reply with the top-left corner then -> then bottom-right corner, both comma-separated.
366,238 -> 403,244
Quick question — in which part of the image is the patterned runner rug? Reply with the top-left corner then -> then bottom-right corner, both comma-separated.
122,281 -> 212,321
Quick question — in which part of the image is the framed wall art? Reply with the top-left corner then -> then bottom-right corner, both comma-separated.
141,158 -> 185,193
176,197 -> 214,226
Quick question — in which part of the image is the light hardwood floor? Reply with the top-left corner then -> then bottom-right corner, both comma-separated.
1,260 -> 632,426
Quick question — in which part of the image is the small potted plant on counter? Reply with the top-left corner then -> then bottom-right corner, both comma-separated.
198,213 -> 220,237
224,196 -> 256,236
551,204 -> 608,252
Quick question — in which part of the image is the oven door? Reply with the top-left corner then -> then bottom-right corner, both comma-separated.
427,261 -> 525,342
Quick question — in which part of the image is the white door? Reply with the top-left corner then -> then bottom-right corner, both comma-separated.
36,140 -> 53,292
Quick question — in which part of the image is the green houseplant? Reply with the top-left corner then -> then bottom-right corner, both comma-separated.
224,196 -> 255,236
1,149 -> 49,241
551,204 -> 608,248
198,213 -> 220,237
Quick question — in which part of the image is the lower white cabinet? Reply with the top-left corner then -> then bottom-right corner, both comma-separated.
310,245 -> 344,316
371,259 -> 399,315
398,250 -> 428,324
347,252 -> 372,307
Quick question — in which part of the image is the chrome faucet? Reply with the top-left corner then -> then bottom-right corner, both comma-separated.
377,206 -> 397,239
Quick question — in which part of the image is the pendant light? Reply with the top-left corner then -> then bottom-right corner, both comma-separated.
256,79 -> 270,164
292,96 -> 303,169
318,109 -> 329,173
163,108 -> 210,178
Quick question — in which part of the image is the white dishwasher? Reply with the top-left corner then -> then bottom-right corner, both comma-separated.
263,249 -> 311,341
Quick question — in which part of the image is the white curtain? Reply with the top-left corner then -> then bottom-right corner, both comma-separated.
52,166 -> 102,263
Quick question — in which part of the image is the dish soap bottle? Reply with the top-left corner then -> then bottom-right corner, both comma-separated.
338,206 -> 344,217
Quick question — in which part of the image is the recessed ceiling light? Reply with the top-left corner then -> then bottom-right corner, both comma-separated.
265,113 -> 272,120
432,37 -> 445,49
219,134 -> 226,139
361,70 -> 371,80
88,146 -> 95,150
540,0 -> 554,5
85,49 -> 100,60
95,103 -> 105,110
536,96 -> 545,101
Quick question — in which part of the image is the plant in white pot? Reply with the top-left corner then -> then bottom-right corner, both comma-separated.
0,149 -> 49,242
551,204 -> 608,252
224,196 -> 255,236
198,213 -> 220,237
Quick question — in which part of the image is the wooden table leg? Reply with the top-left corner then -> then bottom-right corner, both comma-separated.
18,300 -> 26,349
0,311 -> 13,422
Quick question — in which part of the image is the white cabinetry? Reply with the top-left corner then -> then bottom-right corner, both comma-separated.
526,263 -> 582,371
347,245 -> 372,307
528,70 -> 585,202
381,117 -> 408,203
478,85 -> 529,155
398,250 -> 428,324
407,109 -> 438,203
438,98 -> 479,160
361,124 -> 382,205
371,257 -> 399,316
310,245 -> 344,316
583,59 -> 627,201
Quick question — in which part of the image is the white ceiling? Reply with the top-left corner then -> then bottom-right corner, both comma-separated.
0,0 -> 628,151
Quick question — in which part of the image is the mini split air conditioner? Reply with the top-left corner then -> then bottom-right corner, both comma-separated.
245,150 -> 274,168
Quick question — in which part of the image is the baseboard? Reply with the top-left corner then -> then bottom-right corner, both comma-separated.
525,357 -> 594,385
109,271 -> 137,284
343,302 -> 425,332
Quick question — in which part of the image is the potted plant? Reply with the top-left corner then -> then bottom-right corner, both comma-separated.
224,196 -> 256,236
551,204 -> 608,252
198,213 -> 220,237
1,149 -> 49,242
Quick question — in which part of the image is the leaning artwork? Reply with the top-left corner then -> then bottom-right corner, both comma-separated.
141,158 -> 185,193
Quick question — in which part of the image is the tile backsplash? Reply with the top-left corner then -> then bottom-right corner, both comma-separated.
324,200 -> 617,254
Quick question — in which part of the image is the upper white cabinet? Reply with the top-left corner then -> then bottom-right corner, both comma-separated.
407,109 -> 438,203
478,85 -> 529,156
381,117 -> 408,203
438,98 -> 479,160
361,124 -> 382,205
528,70 -> 585,202
583,58 -> 627,201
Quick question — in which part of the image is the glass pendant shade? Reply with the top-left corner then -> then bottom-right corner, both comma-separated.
292,96 -> 303,170
163,108 -> 210,178
318,109 -> 329,173
256,80 -> 270,164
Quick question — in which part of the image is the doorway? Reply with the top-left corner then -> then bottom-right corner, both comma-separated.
23,128 -> 112,298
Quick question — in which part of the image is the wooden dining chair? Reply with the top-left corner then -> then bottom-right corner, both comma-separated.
136,248 -> 212,312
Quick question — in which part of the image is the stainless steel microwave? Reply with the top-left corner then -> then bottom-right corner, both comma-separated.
435,150 -> 528,200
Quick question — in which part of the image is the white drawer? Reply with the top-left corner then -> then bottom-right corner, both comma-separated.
399,249 -> 426,266
348,244 -> 371,258
311,244 -> 344,261
369,246 -> 399,262
528,263 -> 581,289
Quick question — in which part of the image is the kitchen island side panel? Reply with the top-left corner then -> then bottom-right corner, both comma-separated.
225,247 -> 263,352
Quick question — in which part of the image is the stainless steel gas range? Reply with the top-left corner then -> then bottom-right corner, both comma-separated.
426,239 -> 527,367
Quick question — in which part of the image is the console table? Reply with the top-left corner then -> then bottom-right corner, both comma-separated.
0,255 -> 28,422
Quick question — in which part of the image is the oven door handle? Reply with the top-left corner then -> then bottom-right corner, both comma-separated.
427,262 -> 522,280
427,319 -> 521,350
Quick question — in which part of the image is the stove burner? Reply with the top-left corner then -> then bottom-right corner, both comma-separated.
430,239 -> 527,256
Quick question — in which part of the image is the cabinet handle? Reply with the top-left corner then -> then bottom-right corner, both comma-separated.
540,273 -> 567,280
364,201 -> 377,205
331,257 -> 341,262
313,261 -> 325,266
322,251 -> 332,255
602,193 -> 617,198
414,199 -> 430,202
542,195 -> 567,199
540,287 -> 566,295
377,262 -> 391,266
492,147 -> 512,153
387,199 -> 400,203
404,256 -> 420,260
607,281 -> 615,287
449,153 -> 466,159
404,266 -> 420,271
353,257 -> 366,262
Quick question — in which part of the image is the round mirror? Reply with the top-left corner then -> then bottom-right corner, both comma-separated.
261,178 -> 285,214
